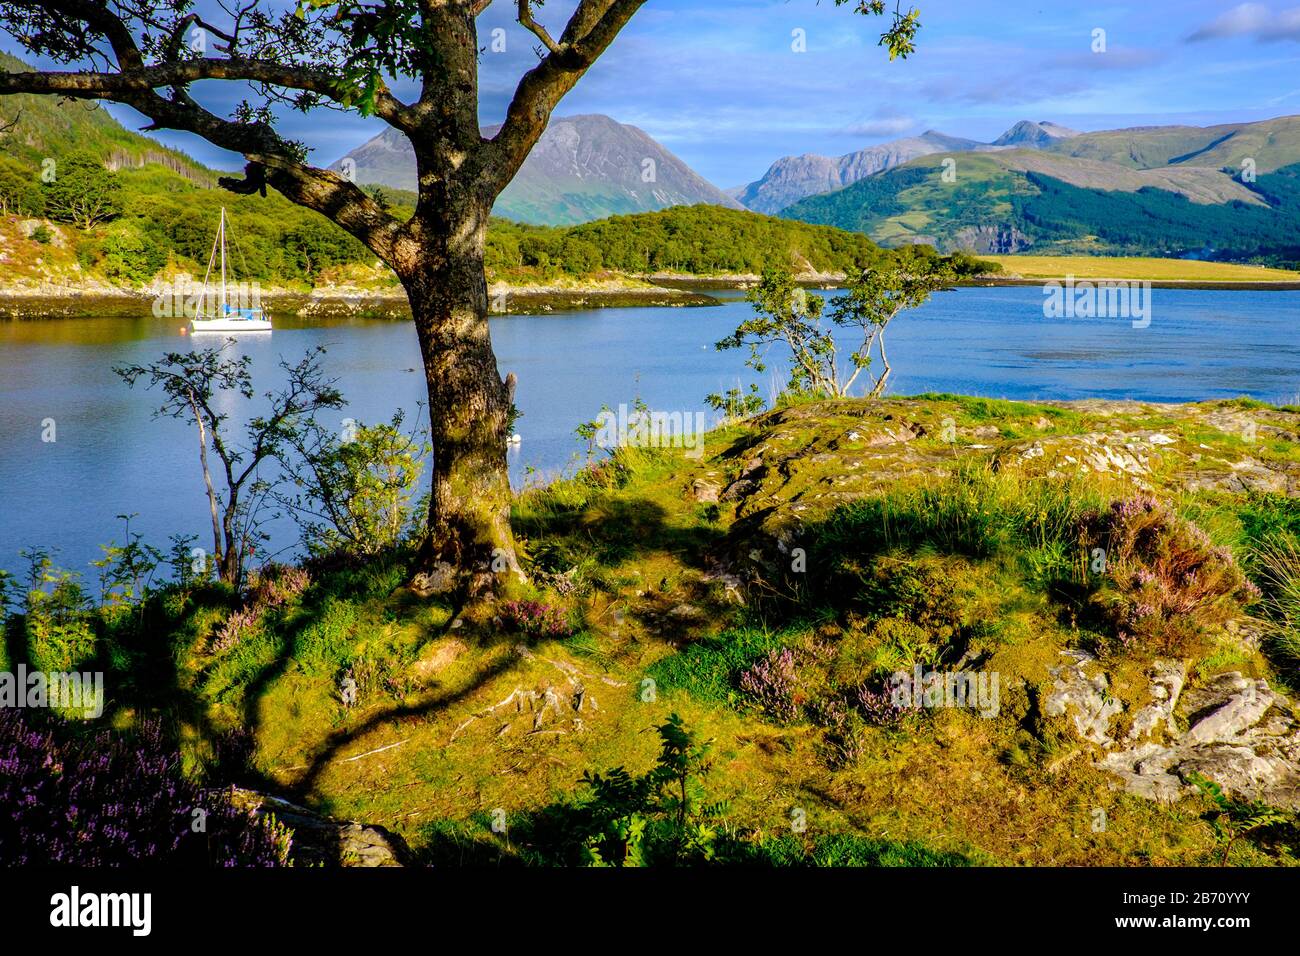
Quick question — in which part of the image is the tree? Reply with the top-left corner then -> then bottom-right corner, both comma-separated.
828,259 -> 952,397
279,409 -> 432,558
41,151 -> 120,227
115,345 -> 345,588
0,0 -> 920,600
716,261 -> 951,400
0,154 -> 42,216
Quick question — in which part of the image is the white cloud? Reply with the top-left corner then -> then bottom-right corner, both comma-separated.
1187,3 -> 1300,42
840,111 -> 916,137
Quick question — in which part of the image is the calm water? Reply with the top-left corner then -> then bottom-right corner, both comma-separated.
2,285 -> 1299,575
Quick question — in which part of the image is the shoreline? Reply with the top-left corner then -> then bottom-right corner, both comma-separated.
0,284 -> 721,320
4,272 -> 1299,320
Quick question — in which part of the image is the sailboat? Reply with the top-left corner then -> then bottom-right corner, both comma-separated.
189,207 -> 272,333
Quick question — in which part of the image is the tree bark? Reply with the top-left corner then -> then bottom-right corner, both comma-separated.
397,201 -> 521,599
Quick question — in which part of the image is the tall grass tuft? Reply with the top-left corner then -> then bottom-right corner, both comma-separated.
1253,536 -> 1300,678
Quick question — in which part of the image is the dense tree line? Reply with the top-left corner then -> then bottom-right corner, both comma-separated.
485,204 -> 999,278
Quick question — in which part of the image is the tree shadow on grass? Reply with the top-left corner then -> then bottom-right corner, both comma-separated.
284,649 -> 518,802
515,494 -> 727,573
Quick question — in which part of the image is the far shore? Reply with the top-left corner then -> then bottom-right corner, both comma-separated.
4,261 -> 1300,320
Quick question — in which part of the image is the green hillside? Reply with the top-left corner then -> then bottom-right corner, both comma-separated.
1046,115 -> 1300,174
778,115 -> 1300,266
783,149 -> 1300,265
484,205 -> 993,279
0,51 -> 210,182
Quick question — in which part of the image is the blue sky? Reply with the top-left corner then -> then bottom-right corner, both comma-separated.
5,1 -> 1300,188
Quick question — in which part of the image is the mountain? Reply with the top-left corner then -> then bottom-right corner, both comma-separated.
991,120 -> 1080,148
779,115 -> 1300,263
329,114 -> 742,225
734,130 -> 988,215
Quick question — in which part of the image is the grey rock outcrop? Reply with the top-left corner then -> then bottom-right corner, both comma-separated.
1043,659 -> 1300,808
227,788 -> 412,866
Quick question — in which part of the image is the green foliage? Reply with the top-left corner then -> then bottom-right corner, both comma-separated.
41,151 -> 120,228
19,548 -> 95,673
704,383 -> 766,421
1188,772 -> 1296,864
717,267 -> 835,395
748,832 -> 973,866
715,261 -> 952,400
280,411 -> 430,558
91,514 -> 162,608
80,222 -> 167,285
647,623 -> 797,705
0,154 -> 41,216
577,713 -> 728,866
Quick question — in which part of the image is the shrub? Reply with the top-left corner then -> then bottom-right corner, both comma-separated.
212,565 -> 311,654
212,605 -> 261,654
575,713 -> 728,867
809,695 -> 867,766
249,564 -> 311,608
282,413 -> 430,558
22,558 -> 96,673
738,647 -> 803,723
1086,496 -> 1260,656
500,600 -> 573,640
829,617 -> 939,686
0,712 -> 291,866
855,679 -> 910,727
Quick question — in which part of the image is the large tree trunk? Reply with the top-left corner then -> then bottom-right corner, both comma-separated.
398,202 -> 522,600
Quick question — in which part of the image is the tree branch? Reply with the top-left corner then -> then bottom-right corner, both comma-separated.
516,0 -> 563,54
482,0 -> 645,194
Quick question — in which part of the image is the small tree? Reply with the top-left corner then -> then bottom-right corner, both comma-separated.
829,260 -> 953,397
577,713 -> 728,866
40,151 -> 119,228
115,345 -> 344,588
716,261 -> 952,400
279,409 -> 431,558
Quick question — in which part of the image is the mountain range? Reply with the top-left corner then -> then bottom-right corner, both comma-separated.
781,115 -> 1300,258
329,114 -> 741,225
729,130 -> 994,215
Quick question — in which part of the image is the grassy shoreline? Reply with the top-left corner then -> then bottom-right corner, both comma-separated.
4,255 -> 1299,320
985,254 -> 1300,284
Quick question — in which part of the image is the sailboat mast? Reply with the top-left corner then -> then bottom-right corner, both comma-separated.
219,208 -> 227,313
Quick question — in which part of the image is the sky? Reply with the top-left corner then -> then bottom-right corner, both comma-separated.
4,1 -> 1300,189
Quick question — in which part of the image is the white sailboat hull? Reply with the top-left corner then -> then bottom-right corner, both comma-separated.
190,318 -> 273,332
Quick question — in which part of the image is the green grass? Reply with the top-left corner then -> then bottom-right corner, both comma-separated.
647,622 -> 802,705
